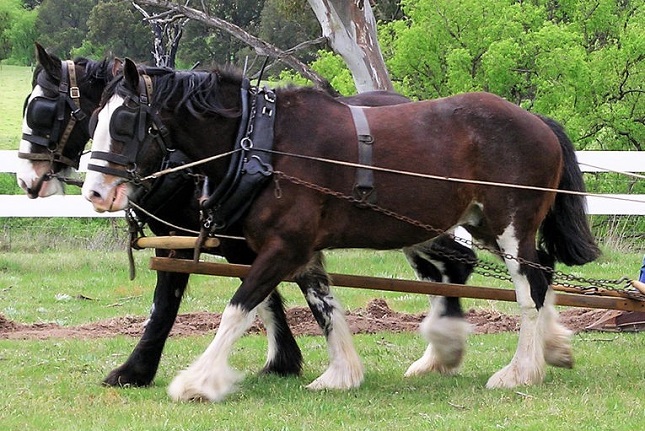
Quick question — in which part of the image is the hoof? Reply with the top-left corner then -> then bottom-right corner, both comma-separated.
167,365 -> 243,402
486,362 -> 545,389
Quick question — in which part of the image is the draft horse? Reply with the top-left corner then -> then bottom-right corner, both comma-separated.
20,46 -> 476,390
83,58 -> 599,402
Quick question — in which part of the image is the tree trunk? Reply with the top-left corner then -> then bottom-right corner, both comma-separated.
307,0 -> 394,92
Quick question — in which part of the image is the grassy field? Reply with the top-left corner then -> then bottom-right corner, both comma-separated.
1,248 -> 644,430
1,331 -> 643,431
0,64 -> 32,150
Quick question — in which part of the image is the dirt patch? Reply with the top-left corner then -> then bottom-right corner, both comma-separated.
0,299 -> 617,340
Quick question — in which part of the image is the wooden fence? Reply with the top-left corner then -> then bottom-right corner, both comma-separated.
1,150 -> 644,217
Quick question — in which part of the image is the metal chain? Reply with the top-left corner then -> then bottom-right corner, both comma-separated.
273,171 -> 641,297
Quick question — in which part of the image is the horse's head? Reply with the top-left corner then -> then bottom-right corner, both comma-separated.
17,43 -> 117,198
83,58 -> 244,213
83,58 -> 173,212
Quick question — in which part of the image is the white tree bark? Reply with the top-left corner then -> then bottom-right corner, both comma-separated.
307,0 -> 394,92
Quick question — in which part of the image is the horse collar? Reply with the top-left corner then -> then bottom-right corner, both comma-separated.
200,80 -> 276,231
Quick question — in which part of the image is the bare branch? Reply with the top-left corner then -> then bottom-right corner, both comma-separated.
133,0 -> 337,95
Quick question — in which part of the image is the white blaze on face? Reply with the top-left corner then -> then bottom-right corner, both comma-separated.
16,85 -> 65,197
81,94 -> 131,212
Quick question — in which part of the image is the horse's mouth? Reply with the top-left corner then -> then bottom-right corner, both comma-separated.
89,182 -> 129,212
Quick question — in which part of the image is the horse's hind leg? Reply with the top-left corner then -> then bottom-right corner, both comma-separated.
294,251 -> 364,390
403,236 -> 475,377
535,250 -> 573,369
486,226 -> 571,388
256,289 -> 303,376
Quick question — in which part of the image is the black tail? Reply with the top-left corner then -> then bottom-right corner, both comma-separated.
538,115 -> 600,266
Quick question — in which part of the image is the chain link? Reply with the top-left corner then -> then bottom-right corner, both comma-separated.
274,171 -> 643,300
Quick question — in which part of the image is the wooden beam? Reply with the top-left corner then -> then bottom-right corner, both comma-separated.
134,236 -> 220,250
149,257 -> 645,312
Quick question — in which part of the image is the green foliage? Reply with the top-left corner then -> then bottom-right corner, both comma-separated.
177,0 -> 267,70
35,0 -> 96,59
384,0 -> 644,150
0,0 -> 38,64
258,0 -> 320,68
279,50 -> 357,96
81,1 -> 152,61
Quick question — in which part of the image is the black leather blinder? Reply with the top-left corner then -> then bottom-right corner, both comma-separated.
25,97 -> 58,132
110,105 -> 141,144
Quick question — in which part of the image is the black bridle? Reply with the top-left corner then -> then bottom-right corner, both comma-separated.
87,74 -> 170,185
18,60 -> 86,170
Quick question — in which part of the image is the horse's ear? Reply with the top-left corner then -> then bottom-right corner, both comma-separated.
112,58 -> 123,77
123,58 -> 139,89
35,42 -> 61,79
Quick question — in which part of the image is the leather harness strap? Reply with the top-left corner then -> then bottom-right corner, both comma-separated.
57,60 -> 81,149
349,105 -> 377,204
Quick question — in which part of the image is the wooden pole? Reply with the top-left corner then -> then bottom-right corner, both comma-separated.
149,257 -> 645,312
134,236 -> 220,250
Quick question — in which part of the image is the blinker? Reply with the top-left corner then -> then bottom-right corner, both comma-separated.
26,97 -> 58,131
110,105 -> 141,143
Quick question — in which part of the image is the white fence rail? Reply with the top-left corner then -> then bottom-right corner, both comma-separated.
1,150 -> 644,217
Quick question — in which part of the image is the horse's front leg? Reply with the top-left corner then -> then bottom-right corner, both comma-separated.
167,242 -> 307,402
219,238 -> 303,377
294,252 -> 364,390
103,248 -> 192,387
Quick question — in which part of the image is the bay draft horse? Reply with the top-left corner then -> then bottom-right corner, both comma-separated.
83,58 -> 599,402
19,45 -> 476,390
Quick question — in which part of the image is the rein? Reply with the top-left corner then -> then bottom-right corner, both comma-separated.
137,146 -> 645,206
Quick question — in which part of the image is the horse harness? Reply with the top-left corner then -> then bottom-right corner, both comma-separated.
19,60 -> 86,170
88,72 -> 379,238
199,78 -> 276,232
88,74 -> 170,182
348,105 -> 377,204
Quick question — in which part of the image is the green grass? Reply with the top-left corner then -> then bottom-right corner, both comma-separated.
1,247 -> 643,326
0,64 -> 33,150
1,331 -> 643,430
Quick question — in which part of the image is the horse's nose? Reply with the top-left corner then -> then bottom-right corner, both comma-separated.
26,188 -> 38,199
18,178 -> 38,199
85,188 -> 104,202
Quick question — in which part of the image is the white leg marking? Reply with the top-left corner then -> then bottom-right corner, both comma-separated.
541,289 -> 574,368
405,296 -> 470,377
486,225 -> 546,388
306,294 -> 363,390
256,298 -> 278,370
167,304 -> 255,402
402,247 -> 469,377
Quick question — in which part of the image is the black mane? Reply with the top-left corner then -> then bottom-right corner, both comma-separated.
105,65 -> 244,120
